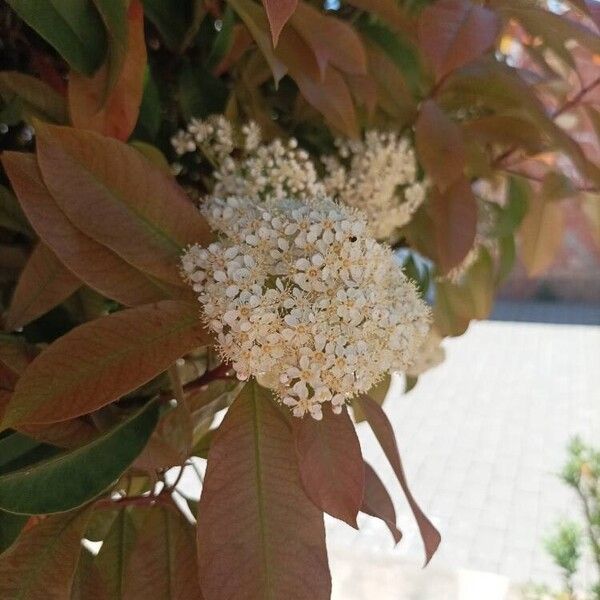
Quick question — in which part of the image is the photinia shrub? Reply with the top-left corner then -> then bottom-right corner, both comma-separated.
0,0 -> 598,598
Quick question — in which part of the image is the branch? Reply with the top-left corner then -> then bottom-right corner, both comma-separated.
493,76 -> 600,169
182,362 -> 234,396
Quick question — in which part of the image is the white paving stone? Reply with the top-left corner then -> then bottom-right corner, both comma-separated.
327,311 -> 600,598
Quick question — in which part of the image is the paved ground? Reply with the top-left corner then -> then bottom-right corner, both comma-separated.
326,302 -> 600,599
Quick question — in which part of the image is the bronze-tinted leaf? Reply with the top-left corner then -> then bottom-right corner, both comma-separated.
415,99 -> 466,192
362,461 -> 402,544
5,242 -> 81,331
291,3 -> 367,78
354,394 -> 441,565
122,506 -> 203,599
0,71 -> 67,124
519,195 -> 565,276
2,152 -> 185,306
430,177 -> 478,274
69,1 -> 146,141
197,381 -> 331,600
229,0 -> 287,84
293,406 -> 364,527
418,0 -> 500,80
34,123 -> 212,285
0,507 -> 92,600
2,301 -> 210,428
261,0 -> 297,46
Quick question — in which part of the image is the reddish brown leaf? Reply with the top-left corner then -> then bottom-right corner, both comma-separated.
519,195 -> 565,276
293,406 -> 364,527
2,152 -> 185,306
123,506 -> 204,599
197,381 -> 331,600
418,0 -> 500,80
0,335 -> 37,391
2,301 -> 210,428
5,242 -> 80,331
34,123 -> 212,285
430,177 -> 478,274
415,99 -> 466,192
229,0 -> 287,84
362,461 -> 402,545
0,507 -> 92,600
69,1 -> 146,140
354,394 -> 441,565
262,0 -> 297,46
291,3 -> 367,78
344,0 -> 416,40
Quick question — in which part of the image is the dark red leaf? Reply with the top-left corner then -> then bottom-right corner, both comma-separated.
293,406 -> 364,527
197,381 -> 331,600
430,177 -> 478,274
354,394 -> 441,565
418,0 -> 500,80
362,461 -> 402,545
415,99 -> 466,192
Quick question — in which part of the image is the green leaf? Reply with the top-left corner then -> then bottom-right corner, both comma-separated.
142,0 -> 206,52
496,234 -> 516,284
0,506 -> 93,599
0,401 -> 159,515
5,242 -> 81,332
2,301 -> 210,427
0,184 -> 32,237
35,123 -> 212,285
293,406 -> 364,527
0,72 -> 68,124
0,432 -> 46,474
404,375 -> 418,393
6,0 -> 107,76
0,510 -> 27,554
178,63 -> 229,122
92,0 -> 128,103
207,6 -> 236,69
353,373 -> 391,423
197,381 -> 331,600
490,176 -> 530,237
133,67 -> 162,140
360,19 -> 423,95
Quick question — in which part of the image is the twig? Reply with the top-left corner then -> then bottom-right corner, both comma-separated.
182,362 -> 234,396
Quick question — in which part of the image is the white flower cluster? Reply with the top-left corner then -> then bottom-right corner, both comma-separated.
322,130 -> 428,241
171,116 -> 324,202
181,195 -> 430,419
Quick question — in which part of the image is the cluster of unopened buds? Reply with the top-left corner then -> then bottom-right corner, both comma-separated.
181,195 -> 430,419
